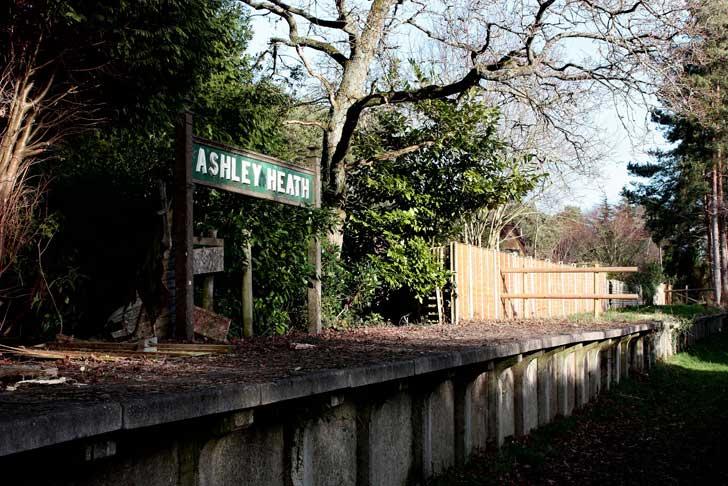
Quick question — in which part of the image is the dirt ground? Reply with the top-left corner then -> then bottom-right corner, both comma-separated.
0,319 -> 642,398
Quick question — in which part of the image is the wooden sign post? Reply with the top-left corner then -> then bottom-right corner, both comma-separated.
174,112 -> 194,341
174,113 -> 321,340
307,146 -> 321,334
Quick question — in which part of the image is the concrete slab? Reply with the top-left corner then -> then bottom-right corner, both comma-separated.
198,424 -> 285,486
122,384 -> 261,429
537,350 -> 558,425
490,367 -> 515,446
515,358 -> 538,436
0,400 -> 122,457
414,353 -> 463,375
558,350 -> 576,416
633,336 -> 645,373
599,342 -> 612,392
574,346 -> 588,409
467,372 -> 489,454
259,370 -> 349,406
79,439 -> 179,486
587,348 -> 600,400
347,360 -> 416,389
365,391 -> 413,486
418,380 -> 455,477
291,401 -> 357,486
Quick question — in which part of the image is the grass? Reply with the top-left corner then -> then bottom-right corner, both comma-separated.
431,330 -> 728,485
568,303 -> 722,324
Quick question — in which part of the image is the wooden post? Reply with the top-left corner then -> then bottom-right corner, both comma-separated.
307,146 -> 322,334
451,242 -> 458,324
174,112 -> 194,341
593,264 -> 601,319
522,266 -> 527,319
201,229 -> 217,312
242,233 -> 254,338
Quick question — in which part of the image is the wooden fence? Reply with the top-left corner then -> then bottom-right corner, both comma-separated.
442,242 -> 635,322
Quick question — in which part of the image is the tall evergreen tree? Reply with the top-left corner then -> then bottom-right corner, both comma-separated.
627,0 -> 728,299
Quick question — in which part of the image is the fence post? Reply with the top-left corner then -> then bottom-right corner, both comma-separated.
593,264 -> 601,319
242,234 -> 254,338
493,249 -> 499,320
307,146 -> 322,334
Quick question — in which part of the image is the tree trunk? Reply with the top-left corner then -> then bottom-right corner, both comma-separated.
718,146 -> 728,306
711,165 -> 722,304
320,0 -> 398,247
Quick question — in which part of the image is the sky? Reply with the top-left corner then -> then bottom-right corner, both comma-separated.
572,103 -> 669,209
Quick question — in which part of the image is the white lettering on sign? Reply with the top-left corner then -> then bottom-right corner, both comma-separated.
220,155 -> 231,180
266,168 -> 277,191
241,160 -> 251,184
193,143 -> 313,205
196,148 -> 207,174
231,156 -> 240,182
286,173 -> 295,195
277,171 -> 285,193
252,163 -> 262,186
209,152 -> 219,176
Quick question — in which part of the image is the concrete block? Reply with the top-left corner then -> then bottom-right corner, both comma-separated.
414,353 -> 462,375
122,384 -> 260,429
557,351 -> 576,416
515,358 -> 538,436
0,400 -> 122,457
599,343 -> 612,392
198,424 -> 285,486
291,401 -> 357,486
537,351 -> 558,426
416,380 -> 455,478
620,337 -> 631,380
347,360 -> 415,389
78,439 -> 179,486
587,348 -> 600,400
467,372 -> 489,454
259,370 -> 349,406
363,391 -> 413,486
574,347 -> 588,409
489,367 -> 515,446
632,337 -> 645,373
454,371 -> 489,466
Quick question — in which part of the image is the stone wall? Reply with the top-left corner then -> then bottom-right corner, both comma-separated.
2,315 -> 722,486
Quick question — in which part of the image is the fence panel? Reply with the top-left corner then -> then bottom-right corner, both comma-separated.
449,243 -> 628,321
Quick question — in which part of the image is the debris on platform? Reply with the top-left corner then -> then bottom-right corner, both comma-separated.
193,306 -> 231,342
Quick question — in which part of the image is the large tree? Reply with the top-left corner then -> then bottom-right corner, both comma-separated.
238,0 -> 687,244
639,0 -> 728,301
0,0 -> 235,277
625,112 -> 712,290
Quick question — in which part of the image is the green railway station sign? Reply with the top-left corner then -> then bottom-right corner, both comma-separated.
174,114 -> 321,342
191,137 -> 314,207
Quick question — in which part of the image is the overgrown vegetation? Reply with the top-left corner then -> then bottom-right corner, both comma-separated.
0,1 -> 722,338
568,304 -> 721,324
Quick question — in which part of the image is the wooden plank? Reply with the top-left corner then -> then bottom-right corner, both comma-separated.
193,247 -> 224,275
501,267 -> 638,274
501,294 -> 639,300
42,341 -> 234,353
193,236 -> 225,247
0,365 -> 58,379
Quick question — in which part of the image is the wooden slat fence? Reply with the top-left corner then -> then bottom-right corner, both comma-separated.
446,242 -> 631,322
